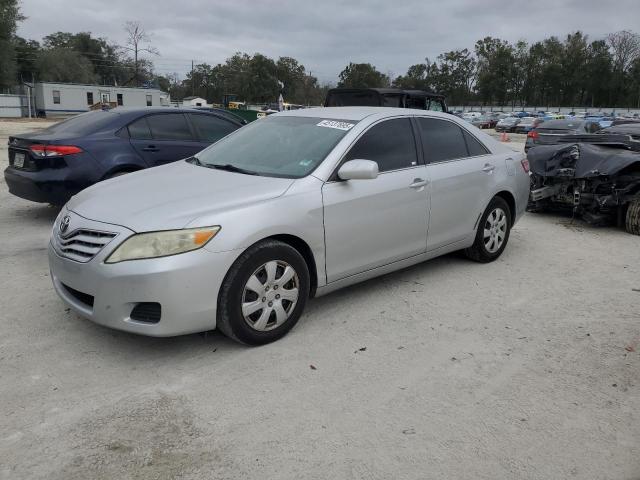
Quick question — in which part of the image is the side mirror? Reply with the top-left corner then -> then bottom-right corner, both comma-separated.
337,159 -> 379,180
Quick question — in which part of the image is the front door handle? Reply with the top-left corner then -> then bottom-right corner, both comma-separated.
409,178 -> 428,189
142,145 -> 159,152
482,163 -> 495,173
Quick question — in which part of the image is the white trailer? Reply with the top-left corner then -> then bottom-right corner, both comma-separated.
33,82 -> 170,117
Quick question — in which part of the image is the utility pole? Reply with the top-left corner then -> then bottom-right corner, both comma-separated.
191,60 -> 195,96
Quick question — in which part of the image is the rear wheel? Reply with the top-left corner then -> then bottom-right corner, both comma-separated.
625,198 -> 640,235
216,240 -> 310,345
464,196 -> 512,263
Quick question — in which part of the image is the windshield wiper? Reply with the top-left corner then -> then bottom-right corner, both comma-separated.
186,156 -> 203,166
206,163 -> 258,175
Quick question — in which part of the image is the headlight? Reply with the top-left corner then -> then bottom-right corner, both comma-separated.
105,226 -> 220,263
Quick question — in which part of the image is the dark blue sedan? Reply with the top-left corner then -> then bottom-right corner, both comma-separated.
4,107 -> 244,205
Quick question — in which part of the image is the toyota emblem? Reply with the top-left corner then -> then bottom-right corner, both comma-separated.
59,215 -> 70,234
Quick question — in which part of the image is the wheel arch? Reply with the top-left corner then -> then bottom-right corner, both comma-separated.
268,234 -> 318,298
494,190 -> 516,223
101,164 -> 144,180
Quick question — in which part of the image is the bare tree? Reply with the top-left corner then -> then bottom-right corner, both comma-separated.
607,30 -> 640,72
122,21 -> 159,86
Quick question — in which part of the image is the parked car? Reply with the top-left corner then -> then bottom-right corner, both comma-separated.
525,119 -> 601,152
4,108 -> 244,205
598,122 -> 640,139
529,142 -> 640,234
514,117 -> 543,134
48,107 -> 529,344
470,115 -> 493,129
495,117 -> 520,132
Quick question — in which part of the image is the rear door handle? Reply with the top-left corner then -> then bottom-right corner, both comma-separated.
482,163 -> 495,173
409,178 -> 428,189
142,145 -> 159,152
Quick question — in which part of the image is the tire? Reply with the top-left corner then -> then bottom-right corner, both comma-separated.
216,240 -> 310,345
464,196 -> 512,263
626,199 -> 640,235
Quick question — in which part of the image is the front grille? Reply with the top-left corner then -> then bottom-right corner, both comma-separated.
57,229 -> 117,263
130,303 -> 161,323
62,283 -> 94,307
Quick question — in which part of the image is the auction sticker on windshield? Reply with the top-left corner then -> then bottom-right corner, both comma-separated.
317,120 -> 355,131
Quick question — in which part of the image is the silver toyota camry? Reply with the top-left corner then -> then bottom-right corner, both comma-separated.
49,107 -> 530,344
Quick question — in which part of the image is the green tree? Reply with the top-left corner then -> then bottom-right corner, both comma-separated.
0,0 -> 24,88
13,36 -> 40,82
393,63 -> 431,90
36,48 -> 97,83
474,37 -> 515,105
337,63 -> 389,88
42,31 -> 131,85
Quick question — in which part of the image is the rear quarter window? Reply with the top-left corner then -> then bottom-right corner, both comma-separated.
462,130 -> 489,156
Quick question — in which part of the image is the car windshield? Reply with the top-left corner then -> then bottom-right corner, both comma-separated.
195,116 -> 356,178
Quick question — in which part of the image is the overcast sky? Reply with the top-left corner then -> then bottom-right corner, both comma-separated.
16,0 -> 640,83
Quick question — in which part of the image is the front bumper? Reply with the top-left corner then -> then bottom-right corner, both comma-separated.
48,216 -> 241,336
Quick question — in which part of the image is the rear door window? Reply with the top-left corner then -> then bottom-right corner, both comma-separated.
146,113 -> 194,141
127,117 -> 152,140
417,117 -> 468,163
188,113 -> 238,142
344,118 -> 418,173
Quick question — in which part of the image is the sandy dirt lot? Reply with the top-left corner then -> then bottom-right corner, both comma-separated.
0,119 -> 639,480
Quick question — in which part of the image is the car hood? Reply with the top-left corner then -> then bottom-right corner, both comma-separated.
68,161 -> 295,231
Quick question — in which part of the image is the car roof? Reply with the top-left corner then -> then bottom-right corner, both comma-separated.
327,87 -> 444,98
275,106 -> 451,121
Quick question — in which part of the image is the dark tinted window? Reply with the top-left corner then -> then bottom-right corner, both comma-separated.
86,92 -> 93,105
146,114 -> 193,141
188,114 -> 237,142
463,130 -> 489,156
117,94 -> 123,106
382,95 -> 403,107
417,117 -> 468,162
344,118 -> 417,172
36,111 -> 117,136
127,117 -> 152,140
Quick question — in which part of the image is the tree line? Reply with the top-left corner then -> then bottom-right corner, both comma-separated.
2,0 -> 639,108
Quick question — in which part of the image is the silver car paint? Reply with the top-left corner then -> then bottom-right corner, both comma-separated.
50,107 -> 529,336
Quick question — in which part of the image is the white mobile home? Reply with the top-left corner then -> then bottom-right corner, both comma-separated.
33,82 -> 170,117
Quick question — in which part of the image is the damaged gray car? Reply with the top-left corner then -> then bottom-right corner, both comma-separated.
528,131 -> 640,234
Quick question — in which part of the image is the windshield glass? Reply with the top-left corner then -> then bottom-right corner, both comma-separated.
195,116 -> 356,178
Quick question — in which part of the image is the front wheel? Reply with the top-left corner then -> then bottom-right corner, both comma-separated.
626,198 -> 640,235
216,240 -> 310,345
464,196 -> 512,263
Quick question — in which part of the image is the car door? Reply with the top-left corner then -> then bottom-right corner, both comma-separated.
322,117 -> 430,282
128,113 -> 202,166
186,113 -> 240,150
416,117 -> 495,251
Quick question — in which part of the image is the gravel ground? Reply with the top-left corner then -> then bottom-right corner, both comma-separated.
0,119 -> 639,480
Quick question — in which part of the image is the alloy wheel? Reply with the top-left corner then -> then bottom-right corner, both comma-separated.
483,207 -> 507,253
241,260 -> 300,331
